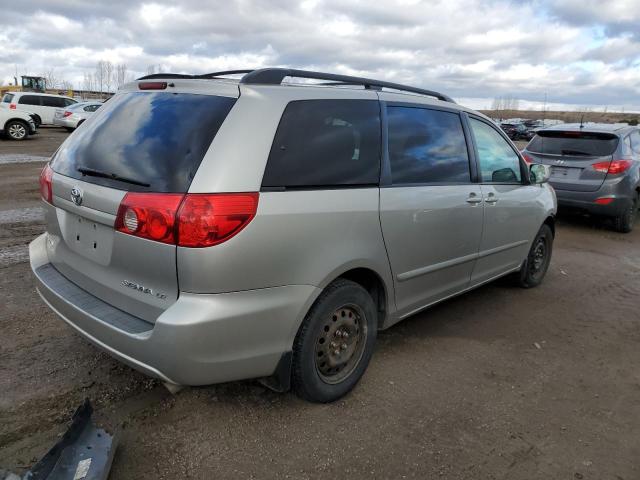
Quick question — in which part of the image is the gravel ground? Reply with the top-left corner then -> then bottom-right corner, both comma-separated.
0,131 -> 639,479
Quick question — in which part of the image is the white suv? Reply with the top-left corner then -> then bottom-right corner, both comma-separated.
1,92 -> 77,126
0,106 -> 37,140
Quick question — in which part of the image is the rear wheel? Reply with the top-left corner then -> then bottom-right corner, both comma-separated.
292,279 -> 377,403
613,194 -> 638,233
5,120 -> 28,141
513,224 -> 553,288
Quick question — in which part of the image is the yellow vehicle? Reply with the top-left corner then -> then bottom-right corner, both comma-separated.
0,76 -> 73,97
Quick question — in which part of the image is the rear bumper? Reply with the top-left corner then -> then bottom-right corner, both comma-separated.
30,233 -> 320,386
553,187 -> 634,217
53,117 -> 76,128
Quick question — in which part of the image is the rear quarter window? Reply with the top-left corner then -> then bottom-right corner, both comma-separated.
528,131 -> 619,157
262,100 -> 381,188
2,94 -> 13,103
18,95 -> 41,106
50,92 -> 236,192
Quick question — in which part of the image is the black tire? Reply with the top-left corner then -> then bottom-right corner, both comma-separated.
513,224 -> 553,288
613,194 -> 638,233
5,120 -> 29,141
33,115 -> 41,128
292,279 -> 377,403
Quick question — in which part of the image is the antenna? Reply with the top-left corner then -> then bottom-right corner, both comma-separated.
579,114 -> 584,129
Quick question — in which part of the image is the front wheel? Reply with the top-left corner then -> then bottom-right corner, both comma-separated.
5,120 -> 29,140
292,279 -> 377,403
513,224 -> 553,288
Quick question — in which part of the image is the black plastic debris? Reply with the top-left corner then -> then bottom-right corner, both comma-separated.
3,399 -> 117,480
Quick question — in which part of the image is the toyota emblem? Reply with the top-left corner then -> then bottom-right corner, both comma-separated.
70,187 -> 83,206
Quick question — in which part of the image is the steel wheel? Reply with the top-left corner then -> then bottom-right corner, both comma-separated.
8,122 -> 27,140
529,237 -> 547,275
314,304 -> 368,385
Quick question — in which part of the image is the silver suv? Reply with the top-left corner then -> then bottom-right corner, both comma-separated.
30,68 -> 557,402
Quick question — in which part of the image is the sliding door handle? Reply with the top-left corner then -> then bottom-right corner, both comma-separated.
466,193 -> 482,204
485,193 -> 499,204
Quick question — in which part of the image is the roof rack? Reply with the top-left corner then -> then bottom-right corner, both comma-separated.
240,68 -> 455,103
137,68 -> 454,103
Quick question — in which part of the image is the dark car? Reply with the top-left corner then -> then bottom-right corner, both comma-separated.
501,122 -> 535,141
522,123 -> 640,232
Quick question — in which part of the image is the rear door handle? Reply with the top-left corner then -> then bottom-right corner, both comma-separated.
485,193 -> 498,204
466,193 -> 482,204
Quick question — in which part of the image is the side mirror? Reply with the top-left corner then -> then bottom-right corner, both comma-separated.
530,163 -> 551,184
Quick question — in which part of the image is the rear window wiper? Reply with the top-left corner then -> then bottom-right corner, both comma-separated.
77,166 -> 150,187
561,149 -> 591,156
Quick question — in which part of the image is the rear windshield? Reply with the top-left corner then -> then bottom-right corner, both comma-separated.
51,92 -> 236,192
2,94 -> 13,103
528,131 -> 619,157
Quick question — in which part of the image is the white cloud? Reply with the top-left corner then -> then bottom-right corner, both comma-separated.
0,0 -> 638,110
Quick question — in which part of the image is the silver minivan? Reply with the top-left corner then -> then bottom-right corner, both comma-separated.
30,69 -> 557,402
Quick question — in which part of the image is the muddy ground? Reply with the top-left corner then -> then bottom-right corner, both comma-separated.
0,131 -> 638,479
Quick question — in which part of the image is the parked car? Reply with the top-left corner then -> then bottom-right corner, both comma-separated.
501,122 -> 535,141
523,123 -> 640,232
30,68 -> 556,403
53,101 -> 103,131
1,92 -> 77,127
0,105 -> 37,140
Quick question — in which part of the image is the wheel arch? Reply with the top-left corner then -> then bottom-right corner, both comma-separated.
543,215 -> 555,237
4,117 -> 29,130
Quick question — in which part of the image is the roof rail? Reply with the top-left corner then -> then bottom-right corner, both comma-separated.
136,68 -> 455,103
196,70 -> 254,79
137,70 -> 255,81
239,68 -> 455,103
137,73 -> 196,80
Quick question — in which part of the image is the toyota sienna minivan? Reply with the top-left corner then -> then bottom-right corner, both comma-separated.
30,68 -> 557,402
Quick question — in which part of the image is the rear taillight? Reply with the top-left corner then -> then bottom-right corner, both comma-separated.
522,153 -> 534,165
39,164 -> 53,204
9,103 -> 16,110
114,192 -> 259,247
177,193 -> 259,247
63,111 -> 73,117
115,193 -> 184,244
592,160 -> 632,175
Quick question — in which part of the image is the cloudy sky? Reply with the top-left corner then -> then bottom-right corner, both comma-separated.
1,0 -> 639,111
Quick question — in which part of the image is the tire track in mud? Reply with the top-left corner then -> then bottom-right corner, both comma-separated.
0,206 -> 44,268
0,154 -> 49,165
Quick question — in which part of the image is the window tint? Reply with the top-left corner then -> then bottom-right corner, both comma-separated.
64,98 -> 77,107
42,96 -> 66,108
527,131 -> 619,157
629,131 -> 640,154
50,92 -> 236,192
470,118 -> 522,183
84,104 -> 100,112
387,107 -> 470,184
2,94 -> 13,103
18,95 -> 41,106
262,100 -> 381,188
